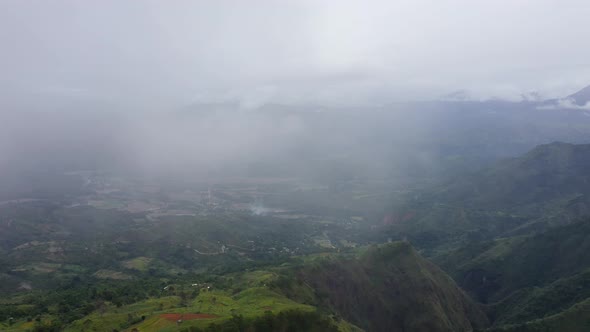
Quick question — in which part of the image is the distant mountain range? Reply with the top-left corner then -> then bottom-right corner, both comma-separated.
439,84 -> 590,108
534,85 -> 590,110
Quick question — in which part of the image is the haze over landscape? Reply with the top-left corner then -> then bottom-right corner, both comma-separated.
1,1 -> 590,332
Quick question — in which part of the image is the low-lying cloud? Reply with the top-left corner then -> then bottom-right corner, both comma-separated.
537,98 -> 590,111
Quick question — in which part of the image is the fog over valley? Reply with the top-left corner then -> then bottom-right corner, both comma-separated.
2,1 -> 590,332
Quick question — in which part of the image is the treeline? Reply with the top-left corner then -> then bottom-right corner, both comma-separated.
0,277 -> 163,327
180,310 -> 339,332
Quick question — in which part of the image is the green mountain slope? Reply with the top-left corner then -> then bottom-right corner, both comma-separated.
294,242 -> 488,332
438,219 -> 590,303
434,219 -> 590,330
486,297 -> 590,332
488,268 -> 590,326
446,141 -> 590,210
385,142 -> 590,251
380,142 -> 590,331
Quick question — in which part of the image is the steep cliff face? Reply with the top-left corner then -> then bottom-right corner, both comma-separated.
299,242 -> 488,332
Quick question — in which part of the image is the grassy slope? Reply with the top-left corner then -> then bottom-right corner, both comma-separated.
29,268 -> 361,332
62,288 -> 316,331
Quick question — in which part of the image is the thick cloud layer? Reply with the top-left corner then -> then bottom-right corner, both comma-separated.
1,0 -> 590,110
2,0 -> 590,199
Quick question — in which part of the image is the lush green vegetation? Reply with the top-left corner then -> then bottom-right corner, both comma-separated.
484,298 -> 590,332
4,142 -> 590,331
0,241 -> 480,331
416,143 -> 590,331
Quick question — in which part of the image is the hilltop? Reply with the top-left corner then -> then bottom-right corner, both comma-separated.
289,242 -> 488,332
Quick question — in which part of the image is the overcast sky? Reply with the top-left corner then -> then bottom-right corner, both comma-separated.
1,0 -> 590,111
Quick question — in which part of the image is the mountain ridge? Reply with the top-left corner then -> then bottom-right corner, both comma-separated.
567,85 -> 590,105
294,242 -> 489,332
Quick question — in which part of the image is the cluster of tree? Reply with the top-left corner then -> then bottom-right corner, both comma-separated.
0,277 -> 163,326
180,310 -> 339,332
